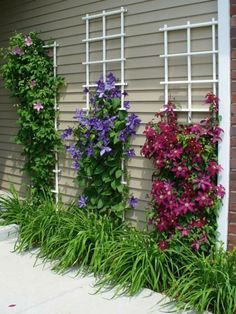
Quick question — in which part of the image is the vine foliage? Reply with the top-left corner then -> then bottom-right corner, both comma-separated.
62,73 -> 140,219
1,32 -> 64,196
141,93 -> 225,253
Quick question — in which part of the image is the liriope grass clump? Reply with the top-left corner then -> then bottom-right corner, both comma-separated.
0,188 -> 34,227
1,190 -> 236,314
166,245 -> 236,314
15,196 -> 69,252
42,209 -> 123,275
97,227 -> 179,296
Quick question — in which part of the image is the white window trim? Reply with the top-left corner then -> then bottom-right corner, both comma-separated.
217,0 -> 231,248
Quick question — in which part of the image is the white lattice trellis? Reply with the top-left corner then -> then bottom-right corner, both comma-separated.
159,18 -> 218,123
82,7 -> 127,186
82,7 -> 127,111
43,42 -> 60,203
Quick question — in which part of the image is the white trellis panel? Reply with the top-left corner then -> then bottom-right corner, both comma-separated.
82,7 -> 127,111
82,7 -> 127,186
43,42 -> 60,203
159,19 -> 218,123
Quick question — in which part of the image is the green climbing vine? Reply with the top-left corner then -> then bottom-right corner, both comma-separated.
0,32 -> 64,196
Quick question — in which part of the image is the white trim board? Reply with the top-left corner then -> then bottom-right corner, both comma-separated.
217,0 -> 231,248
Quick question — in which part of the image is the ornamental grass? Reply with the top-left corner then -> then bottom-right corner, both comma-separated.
1,191 -> 236,314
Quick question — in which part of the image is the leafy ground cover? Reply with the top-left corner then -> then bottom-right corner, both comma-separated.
0,191 -> 236,314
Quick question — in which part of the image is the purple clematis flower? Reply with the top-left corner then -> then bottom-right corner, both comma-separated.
124,101 -> 130,110
78,195 -> 88,208
118,130 -> 126,142
100,146 -> 112,156
86,146 -> 94,157
73,109 -> 84,121
125,149 -> 136,158
73,161 -> 80,170
104,72 -> 116,90
126,113 -> 141,130
129,196 -> 138,208
61,128 -> 73,139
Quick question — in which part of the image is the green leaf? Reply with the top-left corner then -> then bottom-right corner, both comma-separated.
102,175 -> 112,183
117,184 -> 124,193
97,199 -> 103,209
115,170 -> 122,179
77,178 -> 86,188
90,197 -> 97,205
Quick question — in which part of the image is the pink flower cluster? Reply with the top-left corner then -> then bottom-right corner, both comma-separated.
141,93 -> 225,252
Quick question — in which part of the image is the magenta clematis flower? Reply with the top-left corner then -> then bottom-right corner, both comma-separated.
156,217 -> 170,231
172,162 -> 189,178
158,240 -> 169,250
181,229 -> 190,237
204,92 -> 219,106
193,174 -> 212,191
199,233 -> 207,243
24,36 -> 33,46
216,184 -> 225,198
207,161 -> 223,176
168,147 -> 183,159
143,125 -> 157,139
178,199 -> 195,215
154,158 -> 164,169
33,102 -> 44,112
195,192 -> 213,207
189,218 -> 206,228
191,240 -> 200,251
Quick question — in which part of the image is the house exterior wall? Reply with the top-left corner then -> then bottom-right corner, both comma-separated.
0,0 -> 217,228
229,0 -> 236,249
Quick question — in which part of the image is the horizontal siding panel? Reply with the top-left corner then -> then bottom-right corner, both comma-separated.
0,0 -> 214,34
0,157 -> 24,169
0,171 -> 27,184
0,142 -> 22,152
0,180 -> 25,194
0,164 -> 23,177
0,150 -> 24,161
1,0 -> 212,27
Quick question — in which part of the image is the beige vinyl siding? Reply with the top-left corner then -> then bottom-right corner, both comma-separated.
0,0 -> 217,227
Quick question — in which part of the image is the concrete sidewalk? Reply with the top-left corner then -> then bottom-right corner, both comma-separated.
0,225 -> 192,314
